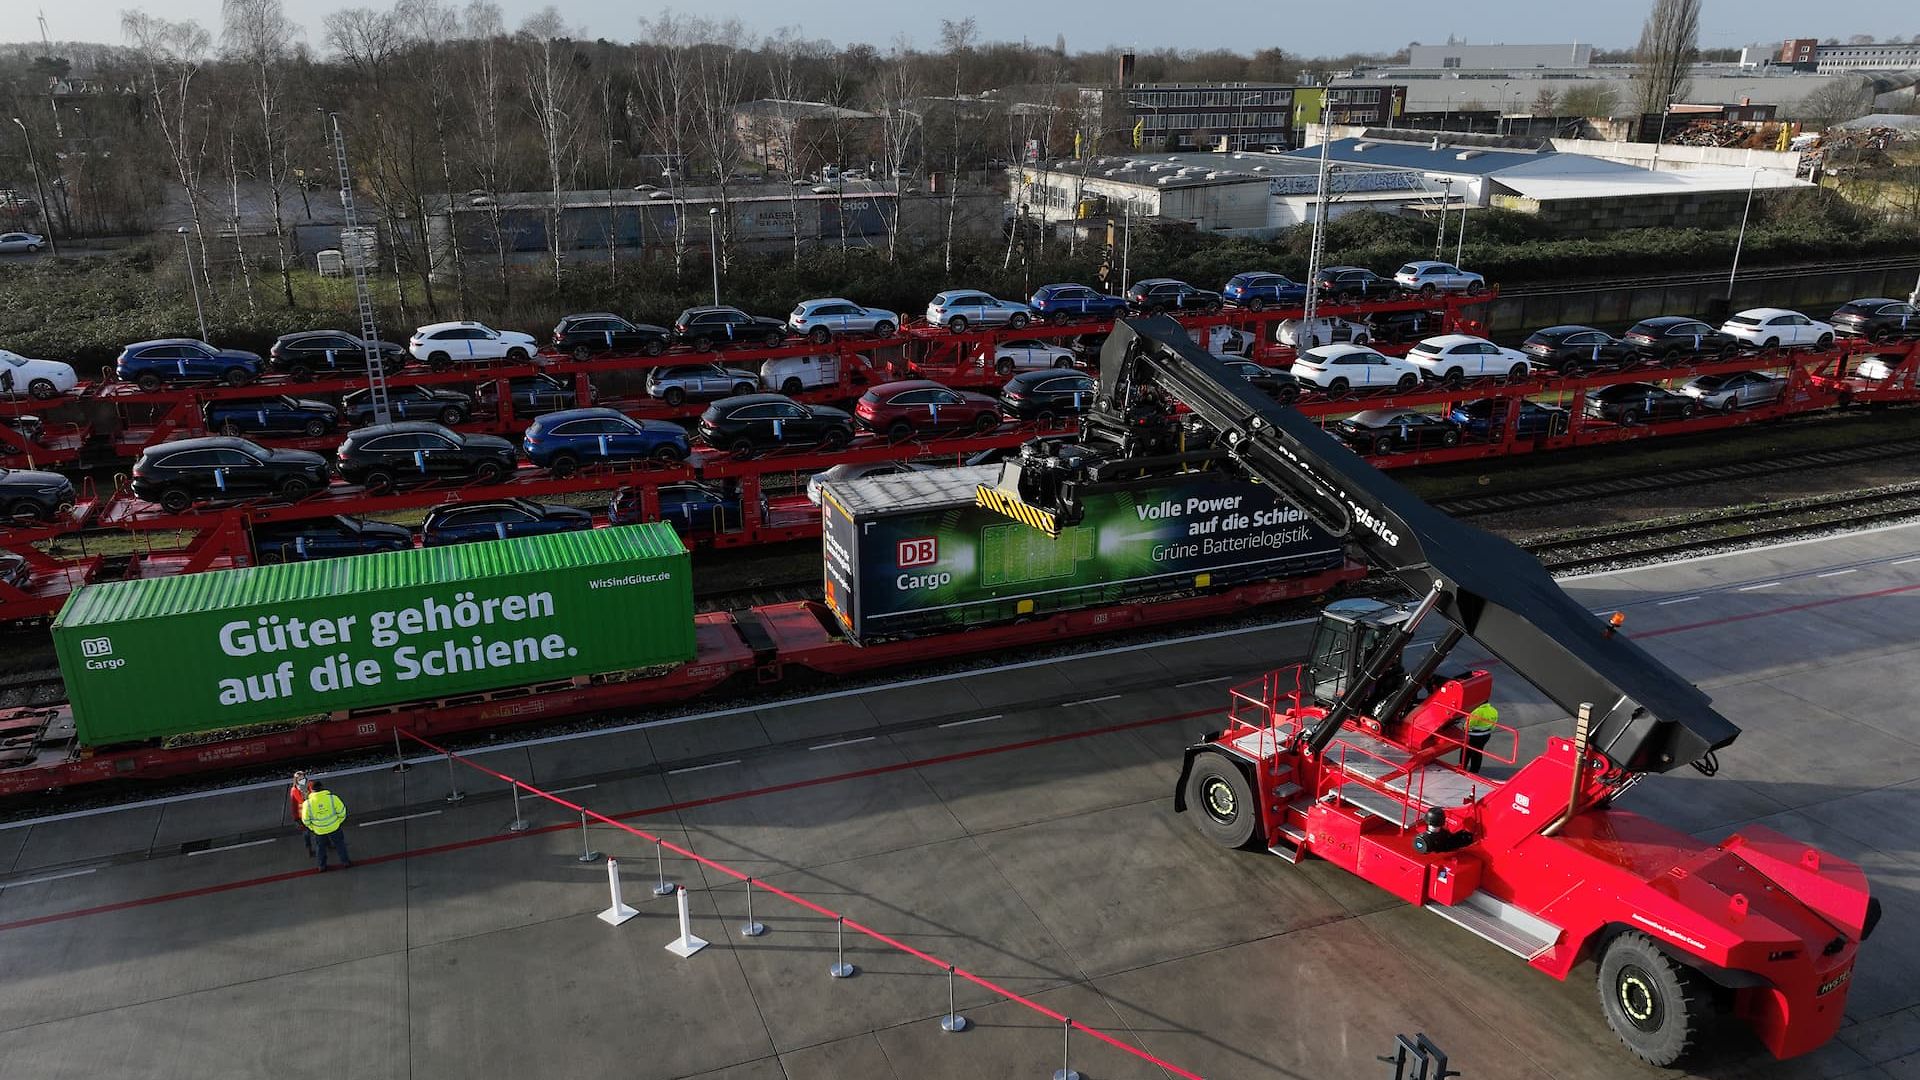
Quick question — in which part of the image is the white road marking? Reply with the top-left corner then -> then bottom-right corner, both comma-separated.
0,868 -> 96,889
1738,581 -> 1781,591
667,760 -> 742,775
1064,694 -> 1122,707
546,783 -> 598,795
1657,595 -> 1701,606
1817,569 -> 1858,578
809,736 -> 877,751
1893,556 -> 1920,566
1175,676 -> 1231,688
938,714 -> 1003,729
187,838 -> 277,857
358,810 -> 441,827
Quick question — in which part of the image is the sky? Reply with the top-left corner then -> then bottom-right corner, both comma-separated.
9,0 -> 1916,55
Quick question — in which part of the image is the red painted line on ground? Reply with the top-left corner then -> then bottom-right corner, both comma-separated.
0,706 -> 1217,934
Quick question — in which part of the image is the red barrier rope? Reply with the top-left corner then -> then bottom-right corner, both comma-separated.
401,729 -> 1206,1080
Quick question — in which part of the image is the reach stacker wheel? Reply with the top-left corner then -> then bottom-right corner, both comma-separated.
1182,754 -> 1260,849
1597,931 -> 1711,1068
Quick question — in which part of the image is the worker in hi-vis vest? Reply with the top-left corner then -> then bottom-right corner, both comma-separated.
1464,702 -> 1499,775
300,780 -> 353,871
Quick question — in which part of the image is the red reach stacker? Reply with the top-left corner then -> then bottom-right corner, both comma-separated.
977,316 -> 1879,1066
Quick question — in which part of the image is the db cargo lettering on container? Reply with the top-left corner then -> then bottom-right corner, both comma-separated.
53,524 -> 694,746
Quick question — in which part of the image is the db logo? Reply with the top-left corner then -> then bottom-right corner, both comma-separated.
897,537 -> 937,568
81,637 -> 114,658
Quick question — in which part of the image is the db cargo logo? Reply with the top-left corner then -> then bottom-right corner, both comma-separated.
897,537 -> 937,568
82,637 -> 113,658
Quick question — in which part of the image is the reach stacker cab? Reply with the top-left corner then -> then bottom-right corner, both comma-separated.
976,315 -> 1879,1068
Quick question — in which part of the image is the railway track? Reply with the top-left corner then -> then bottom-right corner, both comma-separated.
1496,256 -> 1920,300
1428,438 -> 1920,518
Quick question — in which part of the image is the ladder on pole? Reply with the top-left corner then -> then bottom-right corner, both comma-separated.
329,113 -> 392,426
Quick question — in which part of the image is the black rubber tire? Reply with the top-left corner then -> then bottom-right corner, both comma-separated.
1442,368 -> 1465,389
473,460 -> 509,485
362,469 -> 395,494
973,411 -> 999,433
1441,429 -> 1460,447
1597,932 -> 1710,1068
1869,328 -> 1892,344
506,347 -> 529,362
1053,357 -> 1074,369
258,549 -> 286,565
662,386 -> 687,407
1007,313 -> 1030,330
1507,363 -> 1529,383
764,330 -> 784,348
28,378 -> 58,400
548,454 -> 579,478
1420,283 -> 1437,298
1034,409 -> 1058,425
1623,408 -> 1644,424
651,445 -> 684,464
1762,337 -> 1780,351
809,326 -> 832,345
159,487 -> 193,513
135,372 -> 163,392
728,437 -> 756,458
1467,280 -> 1486,295
886,420 -> 915,442
1816,333 -> 1833,349
643,339 -> 666,357
1395,373 -> 1418,393
1182,754 -> 1260,849
1326,378 -> 1350,398
1373,435 -> 1395,455
429,352 -> 452,371
277,477 -> 314,501
691,336 -> 714,353
821,426 -> 852,449
572,345 -> 594,362
873,321 -> 895,338
732,382 -> 756,397
947,316 -> 968,333
220,420 -> 243,436
10,499 -> 48,521
996,358 -> 1015,377
287,363 -> 314,382
224,367 -> 254,387
781,377 -> 804,395
1559,360 -> 1584,377
1247,297 -> 1265,312
303,419 -> 330,438
1678,404 -> 1696,420
439,406 -> 466,426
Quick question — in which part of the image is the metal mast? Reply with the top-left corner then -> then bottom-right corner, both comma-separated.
1300,89 -> 1336,341
329,113 -> 392,425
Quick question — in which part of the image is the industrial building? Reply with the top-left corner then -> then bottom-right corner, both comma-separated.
730,99 -> 884,176
1770,38 -> 1920,73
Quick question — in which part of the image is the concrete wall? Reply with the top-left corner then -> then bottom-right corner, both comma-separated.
1548,138 -> 1801,175
1477,263 -> 1920,336
1490,187 -> 1777,235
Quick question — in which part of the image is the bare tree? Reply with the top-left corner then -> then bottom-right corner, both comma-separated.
395,0 -> 470,309
1794,79 -> 1876,131
1530,86 -> 1562,116
1560,83 -> 1621,118
938,17 -> 977,275
458,0 -> 512,303
324,7 -> 400,79
122,11 -> 218,306
635,12 -> 696,274
1633,0 -> 1700,116
519,6 -> 584,282
221,0 -> 299,307
690,18 -> 754,272
765,28 -> 824,264
223,135 -> 259,314
872,39 -> 921,264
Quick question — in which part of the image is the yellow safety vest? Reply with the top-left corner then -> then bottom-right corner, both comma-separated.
302,791 -> 348,835
1467,703 -> 1499,734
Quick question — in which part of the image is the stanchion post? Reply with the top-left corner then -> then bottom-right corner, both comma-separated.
828,916 -> 857,978
443,752 -> 464,803
575,812 -> 601,863
391,729 -> 410,773
1053,1017 -> 1081,1080
940,965 -> 969,1032
598,856 -> 638,926
652,840 -> 675,897
665,884 -> 709,957
740,877 -> 766,938
505,780 -> 528,833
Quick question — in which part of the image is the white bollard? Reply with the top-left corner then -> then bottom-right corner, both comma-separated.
598,857 -> 638,926
665,884 -> 709,957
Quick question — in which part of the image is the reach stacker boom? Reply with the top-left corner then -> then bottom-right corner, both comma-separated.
977,315 -> 1878,1066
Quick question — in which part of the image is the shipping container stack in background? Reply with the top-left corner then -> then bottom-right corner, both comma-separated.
819,465 -> 1344,642
52,523 -> 694,747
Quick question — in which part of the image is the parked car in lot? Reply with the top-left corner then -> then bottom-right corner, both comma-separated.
1364,309 -> 1445,345
1520,325 -> 1638,375
1405,335 -> 1532,386
0,348 -> 78,399
0,465 -> 76,521
985,338 -> 1078,376
343,385 -> 474,427
130,436 -> 331,512
252,515 -> 412,563
522,407 -> 689,474
0,231 -> 45,254
646,362 -> 759,406
761,353 -> 840,395
999,369 -> 1099,423
1447,398 -> 1570,439
926,290 -> 1034,333
1584,382 -> 1699,424
1029,283 -> 1129,321
551,312 -> 670,359
422,499 -> 593,546
1393,261 -> 1485,296
483,373 -> 586,418
1622,317 -> 1740,362
407,321 -> 539,368
1125,278 -> 1223,313
1679,370 -> 1787,411
1218,357 -> 1303,404
806,461 -> 940,505
788,298 -> 899,342
269,330 -> 408,379
1718,308 -> 1835,351
203,396 -> 341,437
1222,272 -> 1308,311
1313,266 -> 1399,302
611,481 -> 747,536
116,338 -> 264,390
698,393 -> 853,455
1329,409 -> 1461,455
1277,317 -> 1371,349
1288,344 -> 1421,397
671,305 -> 789,350
855,380 -> 1001,440
336,421 -> 517,490
1829,298 -> 1920,342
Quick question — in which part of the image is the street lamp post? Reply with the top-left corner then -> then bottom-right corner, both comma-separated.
1454,183 -> 1468,268
707,206 -> 721,306
178,226 -> 208,341
10,118 -> 60,256
1727,169 -> 1759,303
1435,178 -> 1453,258
1650,94 -> 1675,173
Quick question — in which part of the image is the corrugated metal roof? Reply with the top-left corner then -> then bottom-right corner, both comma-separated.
54,523 -> 686,627
825,464 -> 998,516
1284,138 -> 1552,175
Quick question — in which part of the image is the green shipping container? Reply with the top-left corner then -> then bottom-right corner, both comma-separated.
53,523 -> 694,746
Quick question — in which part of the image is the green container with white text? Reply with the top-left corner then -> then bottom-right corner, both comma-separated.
52,523 -> 694,747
